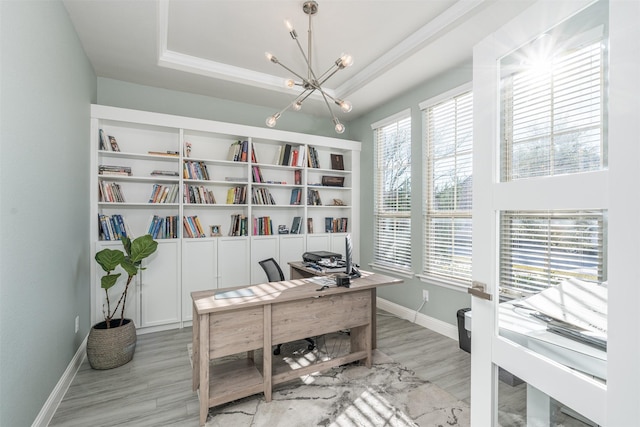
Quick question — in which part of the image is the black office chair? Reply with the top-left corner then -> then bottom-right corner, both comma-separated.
258,258 -> 315,355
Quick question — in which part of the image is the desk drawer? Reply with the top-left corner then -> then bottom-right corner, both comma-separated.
271,290 -> 371,345
209,306 -> 263,358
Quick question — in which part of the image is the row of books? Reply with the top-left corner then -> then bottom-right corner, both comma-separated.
229,214 -> 248,236
307,189 -> 322,206
228,140 -> 250,162
251,165 -> 265,183
253,216 -> 274,235
148,183 -> 179,204
99,181 -> 125,203
252,187 -> 276,205
183,215 -> 206,238
290,188 -> 303,205
99,165 -> 131,176
98,214 -> 130,241
325,217 -> 348,233
148,215 -> 179,239
184,184 -> 216,204
183,160 -> 210,180
275,144 -> 307,167
99,129 -> 121,152
226,186 -> 247,204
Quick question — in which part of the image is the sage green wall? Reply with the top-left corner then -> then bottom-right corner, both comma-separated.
348,64 -> 473,327
98,77 -> 341,138
0,2 -> 96,426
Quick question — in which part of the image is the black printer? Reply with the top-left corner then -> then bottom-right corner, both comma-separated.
302,250 -> 341,263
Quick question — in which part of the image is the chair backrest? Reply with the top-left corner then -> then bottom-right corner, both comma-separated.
259,258 -> 285,282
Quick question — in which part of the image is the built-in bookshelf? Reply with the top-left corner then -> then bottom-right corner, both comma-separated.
91,105 -> 360,332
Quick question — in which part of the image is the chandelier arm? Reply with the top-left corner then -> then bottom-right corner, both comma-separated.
317,66 -> 342,87
315,85 -> 340,122
272,59 -> 310,86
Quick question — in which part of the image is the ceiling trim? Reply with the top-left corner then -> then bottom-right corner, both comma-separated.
335,0 -> 485,98
156,0 -> 485,100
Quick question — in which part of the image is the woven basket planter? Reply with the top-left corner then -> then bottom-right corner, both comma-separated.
86,319 -> 137,370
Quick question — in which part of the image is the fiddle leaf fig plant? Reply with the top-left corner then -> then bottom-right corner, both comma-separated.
95,234 -> 158,328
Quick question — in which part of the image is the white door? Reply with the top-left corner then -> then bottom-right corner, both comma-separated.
469,1 -> 640,425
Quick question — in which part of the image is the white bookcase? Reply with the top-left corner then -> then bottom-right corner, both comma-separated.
90,105 -> 361,331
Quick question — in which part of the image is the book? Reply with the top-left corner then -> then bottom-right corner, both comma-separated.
294,169 -> 302,185
307,218 -> 313,233
330,153 -> 345,170
290,216 -> 302,234
148,150 -> 179,157
99,129 -> 109,150
322,175 -> 345,187
281,144 -> 292,166
108,135 -> 120,152
151,170 -> 179,177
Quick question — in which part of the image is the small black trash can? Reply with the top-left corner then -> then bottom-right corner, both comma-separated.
457,308 -> 471,353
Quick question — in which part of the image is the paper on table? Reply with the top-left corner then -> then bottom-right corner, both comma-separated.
522,278 -> 607,336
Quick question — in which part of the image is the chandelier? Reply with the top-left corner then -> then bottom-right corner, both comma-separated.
265,1 -> 353,134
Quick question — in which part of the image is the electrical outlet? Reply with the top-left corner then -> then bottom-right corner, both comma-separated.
422,290 -> 429,301
75,316 -> 79,333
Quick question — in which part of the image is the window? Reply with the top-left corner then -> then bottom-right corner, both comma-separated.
501,38 -> 605,180
372,110 -> 412,271
422,89 -> 473,285
499,29 -> 608,298
500,210 -> 606,298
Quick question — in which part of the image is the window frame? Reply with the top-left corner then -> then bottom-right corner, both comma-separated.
370,109 -> 413,274
419,84 -> 473,289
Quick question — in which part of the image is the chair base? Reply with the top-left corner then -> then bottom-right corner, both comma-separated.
274,338 -> 315,355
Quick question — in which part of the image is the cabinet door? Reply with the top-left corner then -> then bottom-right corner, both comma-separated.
217,237 -> 250,288
306,234 -> 331,252
250,236 -> 279,284
182,239 -> 217,321
279,234 -> 306,280
329,233 -> 347,258
140,241 -> 180,328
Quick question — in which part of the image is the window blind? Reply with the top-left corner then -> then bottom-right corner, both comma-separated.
373,114 -> 412,270
501,40 -> 604,181
424,91 -> 473,283
499,210 -> 606,298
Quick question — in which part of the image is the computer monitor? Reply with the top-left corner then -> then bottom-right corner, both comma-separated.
345,234 -> 361,278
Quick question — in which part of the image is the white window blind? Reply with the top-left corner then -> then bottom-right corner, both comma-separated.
499,210 -> 606,298
373,113 -> 412,271
501,40 -> 605,181
423,91 -> 473,283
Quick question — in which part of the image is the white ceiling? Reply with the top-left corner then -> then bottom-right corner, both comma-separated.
63,0 -> 534,122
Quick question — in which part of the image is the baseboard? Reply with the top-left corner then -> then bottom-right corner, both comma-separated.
377,297 -> 459,341
32,335 -> 87,427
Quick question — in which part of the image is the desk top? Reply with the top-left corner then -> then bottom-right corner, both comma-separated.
192,270 -> 402,315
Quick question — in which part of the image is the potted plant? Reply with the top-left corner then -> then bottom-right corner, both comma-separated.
87,234 -> 158,369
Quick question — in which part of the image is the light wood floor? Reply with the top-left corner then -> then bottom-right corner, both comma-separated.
48,311 -> 592,426
48,311 -> 468,426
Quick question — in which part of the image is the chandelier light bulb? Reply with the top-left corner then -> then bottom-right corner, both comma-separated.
339,54 -> 354,68
338,99 -> 352,113
333,119 -> 345,134
285,19 -> 293,31
285,79 -> 296,88
265,52 -> 277,63
266,114 -> 280,128
293,101 -> 302,111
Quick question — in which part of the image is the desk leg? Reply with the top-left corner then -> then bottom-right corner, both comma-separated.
263,305 -> 272,402
198,313 -> 210,426
371,288 -> 377,349
192,302 -> 200,392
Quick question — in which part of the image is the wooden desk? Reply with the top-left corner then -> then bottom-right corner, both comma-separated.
191,271 -> 402,426
289,261 -> 380,348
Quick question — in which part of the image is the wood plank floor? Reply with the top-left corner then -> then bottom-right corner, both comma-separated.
49,311 -> 468,426
48,311 -> 592,426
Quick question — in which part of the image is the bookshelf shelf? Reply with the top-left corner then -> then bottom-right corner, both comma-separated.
91,104 -> 360,331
